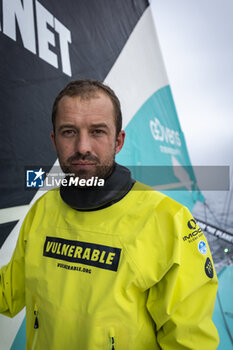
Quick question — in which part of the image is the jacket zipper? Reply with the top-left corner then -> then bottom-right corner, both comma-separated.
31,304 -> 39,350
109,327 -> 115,350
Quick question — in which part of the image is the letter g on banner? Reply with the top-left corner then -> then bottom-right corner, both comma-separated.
150,118 -> 164,142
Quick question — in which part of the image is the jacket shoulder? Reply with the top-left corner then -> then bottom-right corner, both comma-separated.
133,181 -> 185,214
31,188 -> 60,207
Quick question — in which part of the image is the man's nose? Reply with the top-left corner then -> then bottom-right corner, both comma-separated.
75,132 -> 92,155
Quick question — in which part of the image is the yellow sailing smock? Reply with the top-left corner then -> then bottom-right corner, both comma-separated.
0,181 -> 219,349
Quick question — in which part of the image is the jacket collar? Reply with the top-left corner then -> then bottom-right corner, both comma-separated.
60,163 -> 135,211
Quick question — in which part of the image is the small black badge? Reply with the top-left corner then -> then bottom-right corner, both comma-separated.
205,257 -> 214,278
188,219 -> 197,230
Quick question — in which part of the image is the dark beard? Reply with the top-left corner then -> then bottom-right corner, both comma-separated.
59,151 -> 116,181
61,164 -> 115,180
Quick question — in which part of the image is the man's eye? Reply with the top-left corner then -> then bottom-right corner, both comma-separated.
92,129 -> 105,135
62,130 -> 75,136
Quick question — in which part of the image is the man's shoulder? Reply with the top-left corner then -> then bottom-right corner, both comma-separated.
30,188 -> 60,210
132,180 -> 185,214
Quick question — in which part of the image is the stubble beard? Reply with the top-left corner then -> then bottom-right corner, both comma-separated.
59,151 -> 116,182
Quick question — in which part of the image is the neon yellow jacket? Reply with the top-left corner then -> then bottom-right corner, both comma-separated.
0,182 -> 219,349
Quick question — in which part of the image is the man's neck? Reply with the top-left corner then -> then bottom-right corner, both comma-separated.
60,163 -> 135,211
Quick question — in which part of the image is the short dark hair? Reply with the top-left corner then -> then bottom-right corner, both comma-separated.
52,79 -> 122,136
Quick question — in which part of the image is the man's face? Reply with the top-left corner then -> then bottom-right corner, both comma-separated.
51,93 -> 125,180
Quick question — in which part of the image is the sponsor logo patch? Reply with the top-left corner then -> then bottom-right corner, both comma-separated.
183,219 -> 203,243
43,236 -> 121,271
198,240 -> 207,255
188,219 -> 197,230
205,257 -> 214,278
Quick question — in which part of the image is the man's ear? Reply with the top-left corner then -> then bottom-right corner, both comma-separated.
50,131 -> 57,151
115,130 -> 125,155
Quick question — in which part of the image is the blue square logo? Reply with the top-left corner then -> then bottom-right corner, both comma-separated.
26,168 -> 45,188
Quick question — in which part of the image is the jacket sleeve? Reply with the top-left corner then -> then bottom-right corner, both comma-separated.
0,211 -> 30,317
146,204 -> 219,350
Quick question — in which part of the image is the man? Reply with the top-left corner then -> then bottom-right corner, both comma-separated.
0,80 -> 219,349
